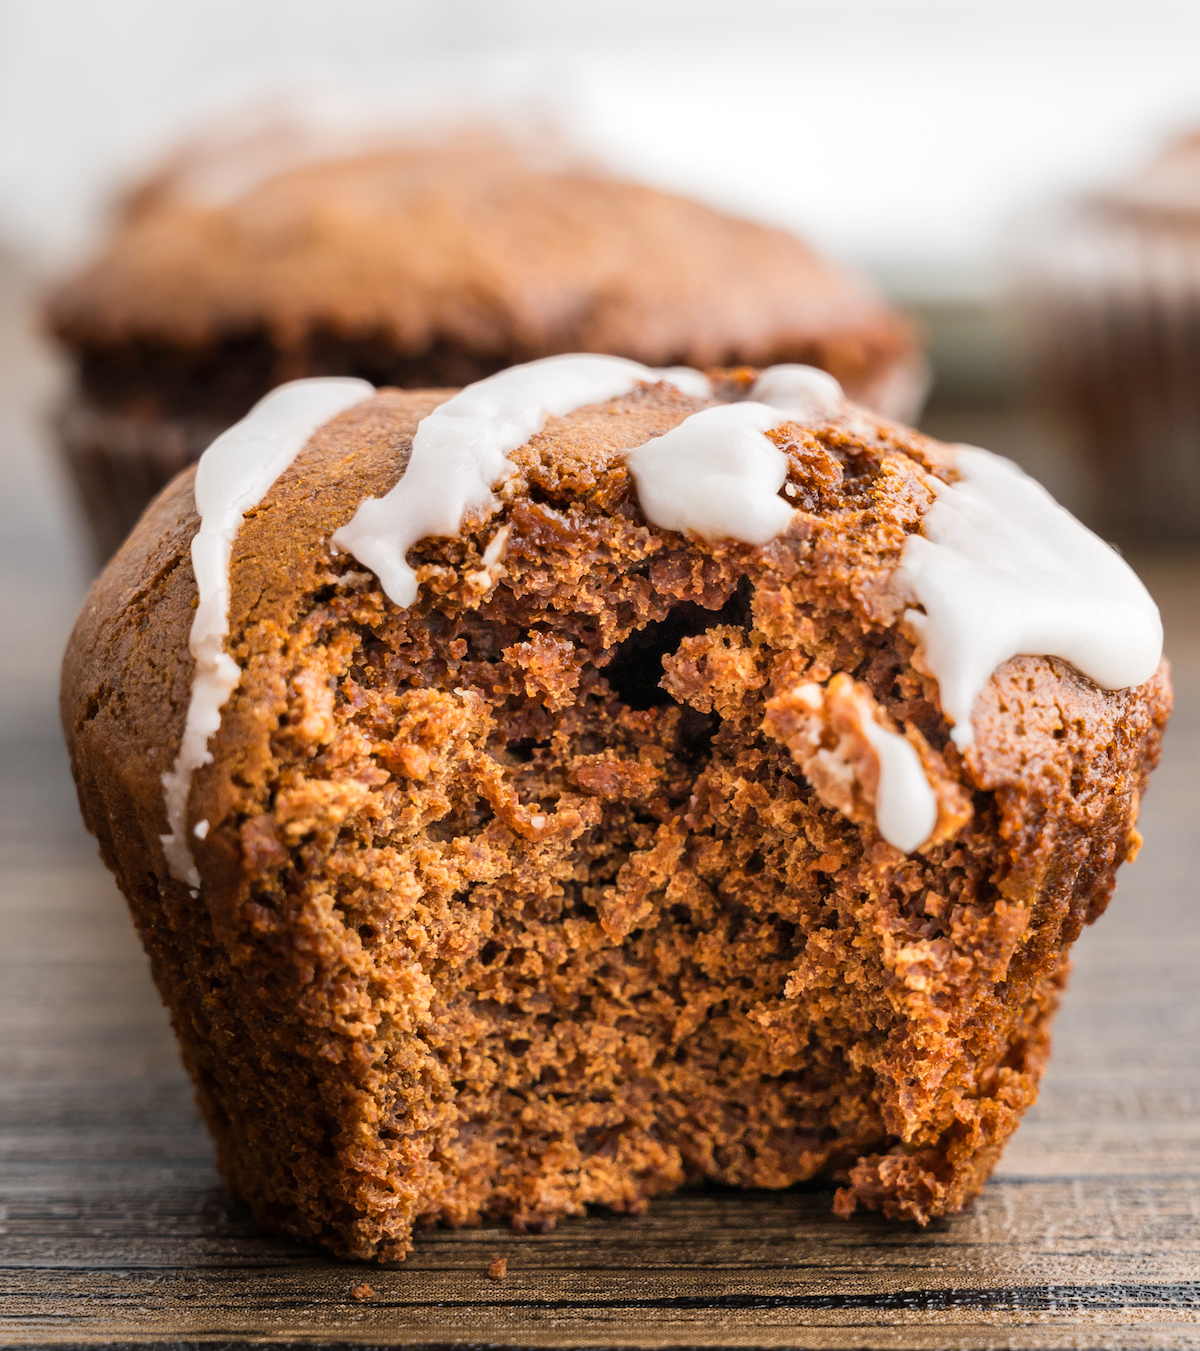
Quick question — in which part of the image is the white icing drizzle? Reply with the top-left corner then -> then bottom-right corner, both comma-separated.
333,354 -> 711,608
624,364 -> 843,544
896,446 -> 1163,749
465,524 -> 511,594
160,377 -> 374,886
788,680 -> 937,854
625,403 -> 795,544
480,525 -> 510,569
749,364 -> 844,418
854,699 -> 939,854
157,358 -> 1159,888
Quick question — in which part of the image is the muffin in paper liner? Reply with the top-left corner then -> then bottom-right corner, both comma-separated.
1020,132 -> 1200,541
45,125 -> 926,564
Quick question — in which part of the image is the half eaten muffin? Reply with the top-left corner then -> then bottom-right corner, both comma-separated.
61,357 -> 1168,1261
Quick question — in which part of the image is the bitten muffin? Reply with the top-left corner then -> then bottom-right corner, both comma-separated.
61,358 -> 1168,1263
1020,129 -> 1200,541
45,131 -> 925,561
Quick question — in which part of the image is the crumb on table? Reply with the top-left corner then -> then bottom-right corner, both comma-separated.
488,1256 -> 508,1280
350,1282 -> 376,1301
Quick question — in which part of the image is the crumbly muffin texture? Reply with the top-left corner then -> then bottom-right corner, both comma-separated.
61,376 -> 1169,1261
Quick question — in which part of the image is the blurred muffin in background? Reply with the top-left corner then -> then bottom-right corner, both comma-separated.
45,125 -> 925,562
1020,130 -> 1200,542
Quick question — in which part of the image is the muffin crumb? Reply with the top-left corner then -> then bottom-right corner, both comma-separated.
349,1283 -> 376,1302
487,1256 -> 508,1280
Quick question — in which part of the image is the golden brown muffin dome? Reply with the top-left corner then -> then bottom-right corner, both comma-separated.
46,133 -> 926,564
47,137 -> 920,409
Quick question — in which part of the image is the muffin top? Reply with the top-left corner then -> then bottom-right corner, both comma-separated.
45,135 -> 919,410
62,357 -> 1166,908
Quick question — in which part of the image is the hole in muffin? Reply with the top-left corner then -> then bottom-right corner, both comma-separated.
773,917 -> 799,951
677,704 -> 721,763
601,579 -> 752,711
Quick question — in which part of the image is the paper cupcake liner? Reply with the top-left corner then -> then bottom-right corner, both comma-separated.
56,397 -> 224,565
1021,203 -> 1200,540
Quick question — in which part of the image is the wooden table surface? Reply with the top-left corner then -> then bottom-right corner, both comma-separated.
1,266 -> 1198,1349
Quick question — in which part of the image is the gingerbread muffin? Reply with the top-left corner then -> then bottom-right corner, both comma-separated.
61,357 -> 1168,1262
1021,129 -> 1200,540
45,132 -> 925,561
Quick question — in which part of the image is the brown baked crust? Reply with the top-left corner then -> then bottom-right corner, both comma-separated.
45,143 -> 921,421
61,377 -> 1170,1261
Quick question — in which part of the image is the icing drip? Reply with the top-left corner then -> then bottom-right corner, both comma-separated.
625,364 -> 843,543
625,403 -> 795,544
896,447 -> 1163,749
749,364 -> 844,418
333,354 -> 711,608
854,699 -> 939,853
767,678 -> 938,855
160,377 -> 373,886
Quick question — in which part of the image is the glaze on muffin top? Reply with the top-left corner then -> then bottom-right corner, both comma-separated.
159,357 -> 1162,887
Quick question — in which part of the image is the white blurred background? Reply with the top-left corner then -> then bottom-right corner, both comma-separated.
3,0 -> 1200,515
3,0 -> 1200,301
